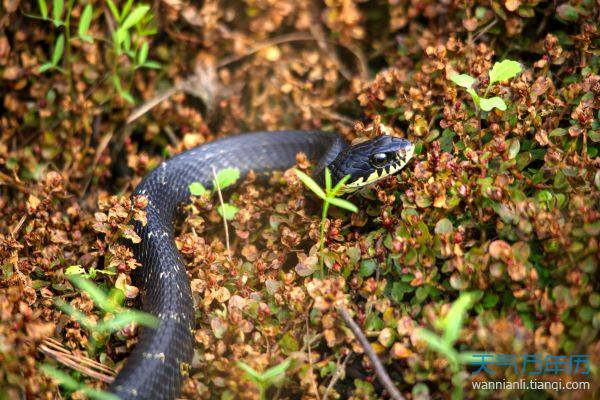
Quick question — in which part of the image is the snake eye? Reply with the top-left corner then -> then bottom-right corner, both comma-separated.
370,152 -> 389,167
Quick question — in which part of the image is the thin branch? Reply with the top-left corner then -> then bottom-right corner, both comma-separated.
472,18 -> 498,43
211,166 -> 232,260
322,353 -> 350,400
305,313 -> 321,400
39,338 -> 116,384
337,306 -> 405,400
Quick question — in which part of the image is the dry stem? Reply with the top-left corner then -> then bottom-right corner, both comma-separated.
337,306 -> 405,400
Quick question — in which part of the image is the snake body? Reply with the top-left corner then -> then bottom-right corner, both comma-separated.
109,130 -> 413,399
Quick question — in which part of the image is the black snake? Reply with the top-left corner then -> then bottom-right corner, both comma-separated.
108,130 -> 414,399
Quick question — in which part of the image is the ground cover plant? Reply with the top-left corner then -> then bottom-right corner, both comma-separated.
0,0 -> 598,399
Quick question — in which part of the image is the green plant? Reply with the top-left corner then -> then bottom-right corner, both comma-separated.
29,0 -> 159,103
294,168 -> 358,277
40,364 -> 118,400
65,264 -> 116,279
237,359 -> 291,400
105,0 -> 160,103
189,167 -> 242,221
56,274 -> 158,352
27,0 -> 93,93
450,59 -> 522,112
414,293 -> 480,400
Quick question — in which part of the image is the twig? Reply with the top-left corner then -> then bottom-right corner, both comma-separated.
305,314 -> 321,400
211,166 -> 232,260
163,125 -> 181,147
472,18 -> 498,43
322,353 -> 350,400
39,338 -> 116,383
337,306 -> 405,400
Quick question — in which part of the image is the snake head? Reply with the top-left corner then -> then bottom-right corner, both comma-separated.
329,135 -> 414,193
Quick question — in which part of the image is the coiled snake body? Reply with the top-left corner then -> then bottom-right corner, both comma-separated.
109,131 -> 414,399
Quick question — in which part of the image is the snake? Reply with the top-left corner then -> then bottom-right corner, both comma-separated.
108,130 -> 414,399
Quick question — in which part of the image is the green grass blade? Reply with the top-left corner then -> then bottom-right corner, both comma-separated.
105,0 -> 120,22
121,5 -> 150,31
324,167 -> 332,191
78,4 -> 93,42
95,310 -> 159,332
54,299 -> 94,330
261,358 -> 291,382
237,361 -> 262,380
328,197 -> 358,213
415,328 -> 459,368
331,174 -> 352,196
38,0 -> 48,18
40,364 -> 80,391
52,0 -> 63,24
68,274 -> 116,313
51,34 -> 65,66
442,293 -> 474,345
137,41 -> 149,65
294,169 -> 326,200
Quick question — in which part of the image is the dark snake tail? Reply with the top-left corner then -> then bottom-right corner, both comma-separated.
109,131 -> 347,399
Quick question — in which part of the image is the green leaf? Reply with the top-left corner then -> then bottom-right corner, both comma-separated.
112,76 -> 135,103
105,0 -> 120,22
122,29 -> 132,52
415,328 -> 459,368
261,359 -> 291,382
68,274 -> 116,313
331,173 -> 352,197
38,0 -> 48,18
442,293 -> 474,345
237,361 -> 261,381
121,0 -> 135,21
549,128 -> 567,137
41,365 -> 121,400
450,74 -> 476,89
52,0 -> 64,25
96,310 -> 159,332
434,218 -> 453,235
466,88 -> 480,108
141,61 -> 161,70
81,388 -> 121,400
55,300 -> 94,330
65,265 -> 87,276
217,203 -> 239,221
328,197 -> 358,213
488,59 -> 522,85
507,138 -> 520,159
51,34 -> 65,66
138,41 -> 149,65
359,259 -> 377,277
39,62 -> 54,73
294,169 -> 326,200
189,182 -> 208,196
121,5 -> 150,31
556,4 -> 581,22
40,364 -> 80,391
324,167 -> 332,191
120,90 -> 135,104
78,4 -> 94,43
479,96 -> 506,111
214,168 -> 240,190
